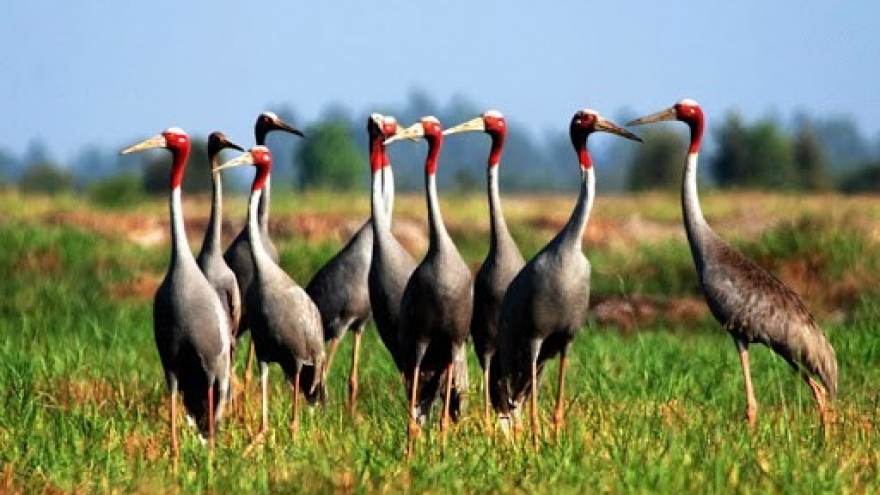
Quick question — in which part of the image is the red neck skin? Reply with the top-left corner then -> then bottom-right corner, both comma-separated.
369,134 -> 385,173
252,164 -> 270,192
577,143 -> 592,170
425,134 -> 442,175
169,144 -> 191,190
488,132 -> 505,167
687,109 -> 705,155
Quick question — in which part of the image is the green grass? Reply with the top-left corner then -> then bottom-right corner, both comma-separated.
2,192 -> 880,494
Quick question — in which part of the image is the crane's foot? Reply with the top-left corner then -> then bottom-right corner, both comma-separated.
406,420 -> 421,459
243,429 -> 268,455
744,403 -> 757,429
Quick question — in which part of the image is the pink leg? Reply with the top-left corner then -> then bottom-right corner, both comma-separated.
553,353 -> 568,434
407,364 -> 421,460
440,361 -> 455,435
349,332 -> 362,415
291,369 -> 301,434
736,341 -> 757,428
483,359 -> 492,428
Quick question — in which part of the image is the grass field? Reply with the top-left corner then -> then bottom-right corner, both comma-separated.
1,190 -> 879,494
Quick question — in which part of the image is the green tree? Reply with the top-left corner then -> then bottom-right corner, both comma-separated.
627,128 -> 683,191
295,120 -> 363,191
710,112 -> 750,187
142,138 -> 211,195
710,113 -> 796,189
793,124 -> 830,190
19,161 -> 75,195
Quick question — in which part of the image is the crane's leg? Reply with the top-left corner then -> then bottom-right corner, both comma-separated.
243,339 -> 256,389
482,354 -> 492,428
529,339 -> 543,446
323,337 -> 341,383
291,367 -> 302,434
802,373 -> 829,426
244,362 -> 270,454
407,342 -> 428,460
440,360 -> 455,436
169,379 -> 179,470
735,340 -> 757,428
207,383 -> 215,449
553,349 -> 569,436
349,331 -> 362,415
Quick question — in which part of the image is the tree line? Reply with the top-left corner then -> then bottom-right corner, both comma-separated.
3,91 -> 880,201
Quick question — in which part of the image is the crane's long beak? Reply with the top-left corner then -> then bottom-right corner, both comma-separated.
216,151 -> 256,171
628,107 -> 677,127
278,120 -> 306,138
224,139 -> 245,153
120,135 -> 166,155
442,116 -> 485,136
596,117 -> 643,142
384,122 -> 424,145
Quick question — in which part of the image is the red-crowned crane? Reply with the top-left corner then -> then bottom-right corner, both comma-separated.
223,112 -> 304,386
443,110 -> 524,425
497,110 -> 641,441
365,114 -> 415,381
120,128 -> 232,463
196,132 -> 244,383
386,116 -> 473,458
628,99 -> 838,427
216,145 -> 325,445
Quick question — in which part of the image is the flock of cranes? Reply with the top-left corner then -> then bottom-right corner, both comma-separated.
119,99 -> 838,463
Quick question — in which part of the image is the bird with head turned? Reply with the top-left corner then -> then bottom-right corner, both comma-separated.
628,98 -> 837,428
497,109 -> 640,442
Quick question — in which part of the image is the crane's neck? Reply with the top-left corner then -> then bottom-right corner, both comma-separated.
681,151 -> 712,272
369,136 -> 393,234
200,167 -> 224,256
558,166 -> 594,251
170,186 -> 194,267
247,187 -> 275,271
487,163 -> 513,255
257,175 -> 271,237
424,137 -> 451,251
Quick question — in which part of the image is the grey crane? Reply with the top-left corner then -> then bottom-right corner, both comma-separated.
365,114 -> 415,379
217,146 -> 325,445
305,219 -> 372,413
386,116 -> 474,457
223,112 -> 304,386
443,110 -> 524,425
304,114 -> 409,414
497,110 -> 640,440
628,99 -> 838,427
121,128 -> 232,462
196,132 -> 244,381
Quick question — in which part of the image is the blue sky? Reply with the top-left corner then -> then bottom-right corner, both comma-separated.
1,2 -> 877,163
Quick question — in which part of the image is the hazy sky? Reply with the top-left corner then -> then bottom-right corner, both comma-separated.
1,2 -> 877,162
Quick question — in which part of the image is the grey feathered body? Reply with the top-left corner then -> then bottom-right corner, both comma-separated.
155,251 -> 230,438
688,221 -> 839,399
306,220 -> 373,342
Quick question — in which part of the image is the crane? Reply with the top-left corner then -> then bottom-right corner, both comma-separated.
196,132 -> 244,404
365,114 -> 416,383
628,99 -> 838,427
121,128 -> 232,463
224,112 -> 304,387
386,116 -> 473,457
305,219 -> 372,413
497,110 -> 641,441
443,110 -> 524,425
217,146 -> 325,445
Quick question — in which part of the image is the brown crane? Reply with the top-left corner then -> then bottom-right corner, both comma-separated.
628,99 -> 838,427
443,110 -> 524,425
223,112 -> 304,386
121,128 -> 232,463
217,146 -> 325,445
497,110 -> 640,440
386,116 -> 473,457
196,132 -> 244,400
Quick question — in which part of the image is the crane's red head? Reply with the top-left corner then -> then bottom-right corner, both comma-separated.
120,127 -> 192,189
207,131 -> 244,167
255,111 -> 305,144
443,110 -> 507,166
216,145 -> 273,192
368,113 -> 400,172
628,98 -> 704,154
385,116 -> 444,175
569,110 -> 641,169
